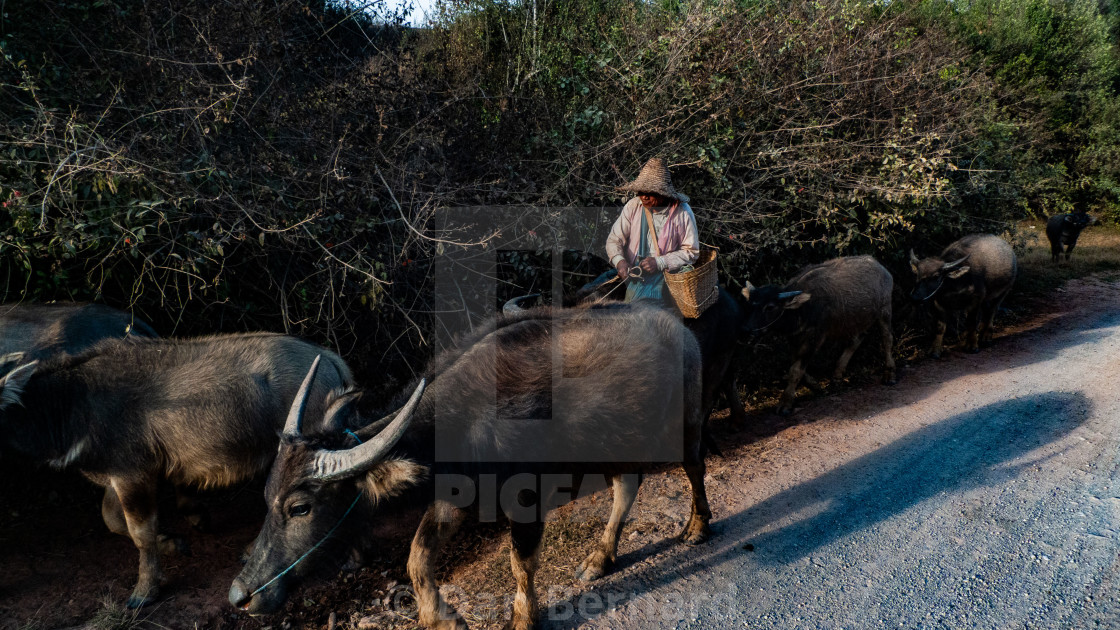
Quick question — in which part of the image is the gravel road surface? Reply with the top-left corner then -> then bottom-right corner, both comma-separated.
549,275 -> 1120,629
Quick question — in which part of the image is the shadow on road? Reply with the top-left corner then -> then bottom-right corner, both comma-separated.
546,390 -> 1093,628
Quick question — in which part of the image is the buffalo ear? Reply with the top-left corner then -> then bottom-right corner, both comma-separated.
0,360 -> 38,409
361,459 -> 428,504
947,266 -> 970,279
784,292 -> 812,309
0,353 -> 26,375
741,281 -> 755,300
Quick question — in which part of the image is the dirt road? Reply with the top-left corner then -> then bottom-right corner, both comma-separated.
534,274 -> 1120,629
2,274 -> 1118,630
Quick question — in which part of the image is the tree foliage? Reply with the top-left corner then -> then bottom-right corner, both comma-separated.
1,0 -> 1116,386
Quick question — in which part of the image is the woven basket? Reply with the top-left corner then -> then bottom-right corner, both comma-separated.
664,249 -> 719,318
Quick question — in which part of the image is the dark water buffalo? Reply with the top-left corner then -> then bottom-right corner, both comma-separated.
910,234 -> 1018,357
552,276 -> 748,424
0,302 -> 157,360
679,287 -> 748,424
0,333 -> 352,608
230,305 -> 711,630
740,255 -> 897,416
1046,212 -> 1094,263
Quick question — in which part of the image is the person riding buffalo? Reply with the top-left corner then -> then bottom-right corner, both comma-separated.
606,158 -> 699,303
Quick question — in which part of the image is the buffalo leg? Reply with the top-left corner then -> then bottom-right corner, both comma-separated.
102,486 -> 185,557
979,292 -> 1008,347
408,501 -> 468,630
964,307 -> 981,353
111,478 -> 163,608
879,316 -> 897,385
576,473 -> 641,582
679,415 -> 712,545
832,333 -> 865,380
778,335 -> 824,415
721,376 -> 747,424
101,486 -> 128,536
506,520 -> 544,630
1065,242 -> 1076,261
679,461 -> 712,545
930,308 -> 947,359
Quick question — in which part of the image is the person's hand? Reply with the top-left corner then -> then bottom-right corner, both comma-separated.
615,260 -> 630,280
639,256 -> 659,274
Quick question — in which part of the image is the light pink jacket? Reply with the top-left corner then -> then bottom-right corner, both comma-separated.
606,198 -> 699,271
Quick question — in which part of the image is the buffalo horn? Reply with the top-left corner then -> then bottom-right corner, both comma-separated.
322,389 -> 362,433
777,290 -> 803,300
310,378 -> 426,481
941,255 -> 970,271
909,249 -> 920,265
503,294 -> 540,315
283,355 -> 321,437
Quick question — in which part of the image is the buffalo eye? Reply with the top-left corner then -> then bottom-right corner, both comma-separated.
288,504 -> 312,518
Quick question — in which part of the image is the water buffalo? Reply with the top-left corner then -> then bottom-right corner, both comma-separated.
0,302 -> 157,360
561,276 -> 749,424
740,255 -> 897,416
910,234 -> 1018,357
230,305 -> 712,630
1046,212 -> 1094,263
0,333 -> 352,608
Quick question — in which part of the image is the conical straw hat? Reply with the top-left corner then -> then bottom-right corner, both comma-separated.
618,158 -> 689,203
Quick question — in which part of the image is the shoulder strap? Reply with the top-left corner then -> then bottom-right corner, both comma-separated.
642,205 -> 661,257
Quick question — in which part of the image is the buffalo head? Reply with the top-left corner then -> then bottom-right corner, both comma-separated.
909,249 -> 970,302
229,357 -> 426,615
739,281 -> 809,335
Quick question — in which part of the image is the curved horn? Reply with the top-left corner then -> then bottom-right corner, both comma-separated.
909,249 -> 920,265
310,378 -> 426,481
941,255 -> 970,271
777,290 -> 803,300
322,389 -> 362,433
502,294 -> 540,315
352,402 -> 406,442
284,355 -> 321,437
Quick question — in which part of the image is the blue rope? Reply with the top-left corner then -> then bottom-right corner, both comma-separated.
250,431 -> 365,599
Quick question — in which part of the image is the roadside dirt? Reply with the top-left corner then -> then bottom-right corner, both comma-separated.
1,271 -> 1118,630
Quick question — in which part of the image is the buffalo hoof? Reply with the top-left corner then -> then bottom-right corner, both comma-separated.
574,550 -> 613,582
678,519 -> 712,546
502,616 -> 539,630
776,405 -> 795,417
430,618 -> 469,630
967,346 -> 981,354
882,372 -> 898,386
127,586 -> 158,609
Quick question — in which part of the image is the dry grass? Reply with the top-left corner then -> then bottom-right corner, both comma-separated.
83,597 -> 148,630
1012,220 -> 1120,299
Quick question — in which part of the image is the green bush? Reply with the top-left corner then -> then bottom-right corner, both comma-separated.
1,0 -> 1117,390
